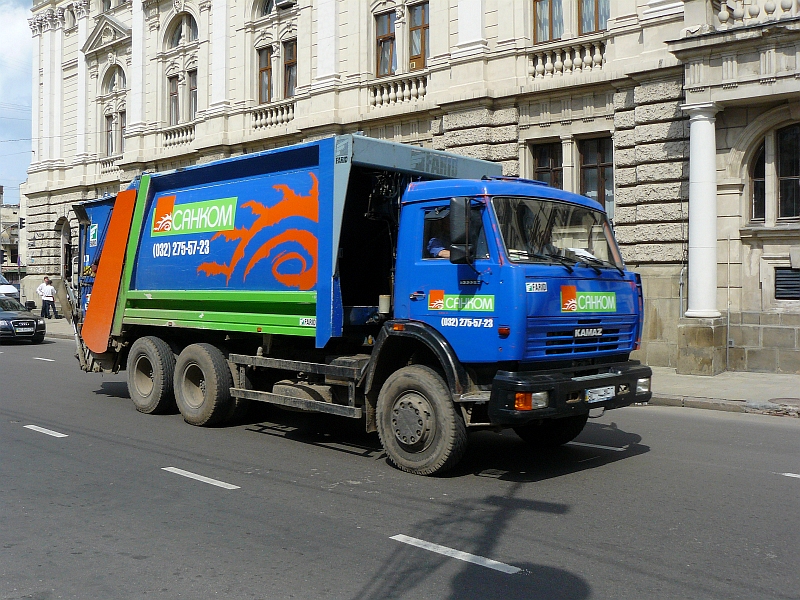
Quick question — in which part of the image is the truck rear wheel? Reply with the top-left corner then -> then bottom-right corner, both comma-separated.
126,336 -> 176,414
376,365 -> 467,476
174,343 -> 233,426
513,414 -> 589,449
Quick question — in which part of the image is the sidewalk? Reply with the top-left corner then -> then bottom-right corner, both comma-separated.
43,318 -> 800,418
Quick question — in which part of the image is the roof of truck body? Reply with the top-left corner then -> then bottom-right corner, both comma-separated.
402,177 -> 605,212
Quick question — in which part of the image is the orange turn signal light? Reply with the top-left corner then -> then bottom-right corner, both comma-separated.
515,392 -> 533,411
498,326 -> 510,338
392,323 -> 405,331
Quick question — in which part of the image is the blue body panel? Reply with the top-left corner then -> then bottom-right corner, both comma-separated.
75,197 -> 116,314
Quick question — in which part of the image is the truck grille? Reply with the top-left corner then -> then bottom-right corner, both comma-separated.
525,316 -> 637,358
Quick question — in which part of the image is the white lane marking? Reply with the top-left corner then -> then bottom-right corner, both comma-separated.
162,467 -> 240,490
390,534 -> 520,575
778,472 -> 800,479
24,425 -> 69,438
32,357 -> 55,362
567,441 -> 628,452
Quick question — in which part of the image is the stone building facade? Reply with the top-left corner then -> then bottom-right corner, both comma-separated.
20,0 -> 800,373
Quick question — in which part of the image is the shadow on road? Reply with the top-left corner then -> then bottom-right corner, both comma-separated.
350,480 -> 590,600
92,381 -> 130,399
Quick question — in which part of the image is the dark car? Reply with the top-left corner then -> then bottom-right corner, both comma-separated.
0,296 -> 46,343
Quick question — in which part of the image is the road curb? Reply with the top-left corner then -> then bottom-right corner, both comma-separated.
46,332 -> 74,340
650,394 -> 800,418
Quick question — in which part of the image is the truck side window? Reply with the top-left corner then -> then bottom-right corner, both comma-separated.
423,207 -> 489,260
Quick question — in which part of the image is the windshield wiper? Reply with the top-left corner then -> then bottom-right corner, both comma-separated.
539,252 -> 574,274
575,254 -> 625,276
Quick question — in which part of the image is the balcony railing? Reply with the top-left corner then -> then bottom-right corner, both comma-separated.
528,39 -> 606,79
717,0 -> 798,28
251,98 -> 296,130
99,155 -> 122,175
369,72 -> 428,109
162,123 -> 195,147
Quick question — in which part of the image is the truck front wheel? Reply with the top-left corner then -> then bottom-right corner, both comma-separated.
174,343 -> 233,426
376,365 -> 467,476
126,336 -> 176,414
513,414 -> 588,449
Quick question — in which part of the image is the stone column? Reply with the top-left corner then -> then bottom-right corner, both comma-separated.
40,11 -> 53,163
561,134 -> 576,193
28,18 -> 41,165
455,0 -> 487,55
209,0 -> 229,112
127,0 -> 146,134
52,8 -> 65,161
683,102 -> 721,318
74,0 -> 90,160
315,0 -> 338,85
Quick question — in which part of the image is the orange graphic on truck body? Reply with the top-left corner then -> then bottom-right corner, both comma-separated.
197,172 -> 319,290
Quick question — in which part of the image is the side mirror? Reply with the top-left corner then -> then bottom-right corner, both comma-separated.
449,197 -> 471,264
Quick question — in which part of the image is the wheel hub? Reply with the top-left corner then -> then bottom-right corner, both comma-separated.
391,392 -> 435,450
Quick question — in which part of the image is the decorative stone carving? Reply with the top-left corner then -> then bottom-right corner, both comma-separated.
174,0 -> 185,14
28,17 -> 41,36
74,0 -> 90,20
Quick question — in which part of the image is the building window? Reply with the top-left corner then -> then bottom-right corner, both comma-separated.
259,47 -> 272,103
778,124 -> 800,220
579,0 -> 609,34
376,12 -> 397,77
580,137 -> 614,215
168,13 -> 199,48
102,0 -> 111,12
105,114 -> 114,156
532,143 -> 563,189
751,143 -> 766,222
119,111 -> 126,153
168,76 -> 180,125
284,40 -> 297,98
534,0 -> 563,43
409,3 -> 429,71
262,0 -> 274,16
188,70 -> 197,120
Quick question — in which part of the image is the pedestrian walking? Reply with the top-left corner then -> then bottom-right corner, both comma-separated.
36,276 -> 59,319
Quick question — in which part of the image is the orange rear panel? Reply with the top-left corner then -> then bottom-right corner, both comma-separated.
82,189 -> 137,354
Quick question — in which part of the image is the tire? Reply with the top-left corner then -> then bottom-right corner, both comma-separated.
173,343 -> 233,426
376,365 -> 467,476
126,336 -> 176,414
513,414 -> 589,449
31,334 -> 45,344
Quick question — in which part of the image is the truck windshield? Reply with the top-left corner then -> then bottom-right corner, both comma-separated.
491,196 -> 624,270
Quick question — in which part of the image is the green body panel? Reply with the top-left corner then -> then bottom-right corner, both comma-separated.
121,290 -> 317,336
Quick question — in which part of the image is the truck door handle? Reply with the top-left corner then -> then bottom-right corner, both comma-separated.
409,292 -> 425,301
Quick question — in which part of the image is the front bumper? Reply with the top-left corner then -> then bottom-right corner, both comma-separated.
488,360 -> 652,426
0,319 -> 46,340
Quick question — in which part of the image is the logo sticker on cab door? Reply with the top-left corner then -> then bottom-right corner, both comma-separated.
428,291 -> 495,312
561,285 -> 617,313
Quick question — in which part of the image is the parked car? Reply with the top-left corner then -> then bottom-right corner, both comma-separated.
0,296 -> 46,343
0,273 -> 20,300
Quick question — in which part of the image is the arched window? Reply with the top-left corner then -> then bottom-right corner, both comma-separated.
262,0 -> 275,16
105,66 -> 126,94
168,13 -> 199,48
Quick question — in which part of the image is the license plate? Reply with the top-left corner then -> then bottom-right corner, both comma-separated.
586,385 -> 615,403
15,327 -> 34,333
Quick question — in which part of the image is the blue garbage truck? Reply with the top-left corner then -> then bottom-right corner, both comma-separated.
70,135 -> 651,475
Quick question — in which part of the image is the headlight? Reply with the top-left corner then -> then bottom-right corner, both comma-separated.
0,319 -> 10,328
37,318 -> 46,325
636,377 -> 651,394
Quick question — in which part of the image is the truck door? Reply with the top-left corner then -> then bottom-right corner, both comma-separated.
402,202 -> 501,363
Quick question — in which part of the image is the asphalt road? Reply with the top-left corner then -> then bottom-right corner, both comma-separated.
1,338 -> 799,600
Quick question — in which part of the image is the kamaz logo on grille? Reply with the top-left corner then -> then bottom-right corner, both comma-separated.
574,327 -> 603,338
